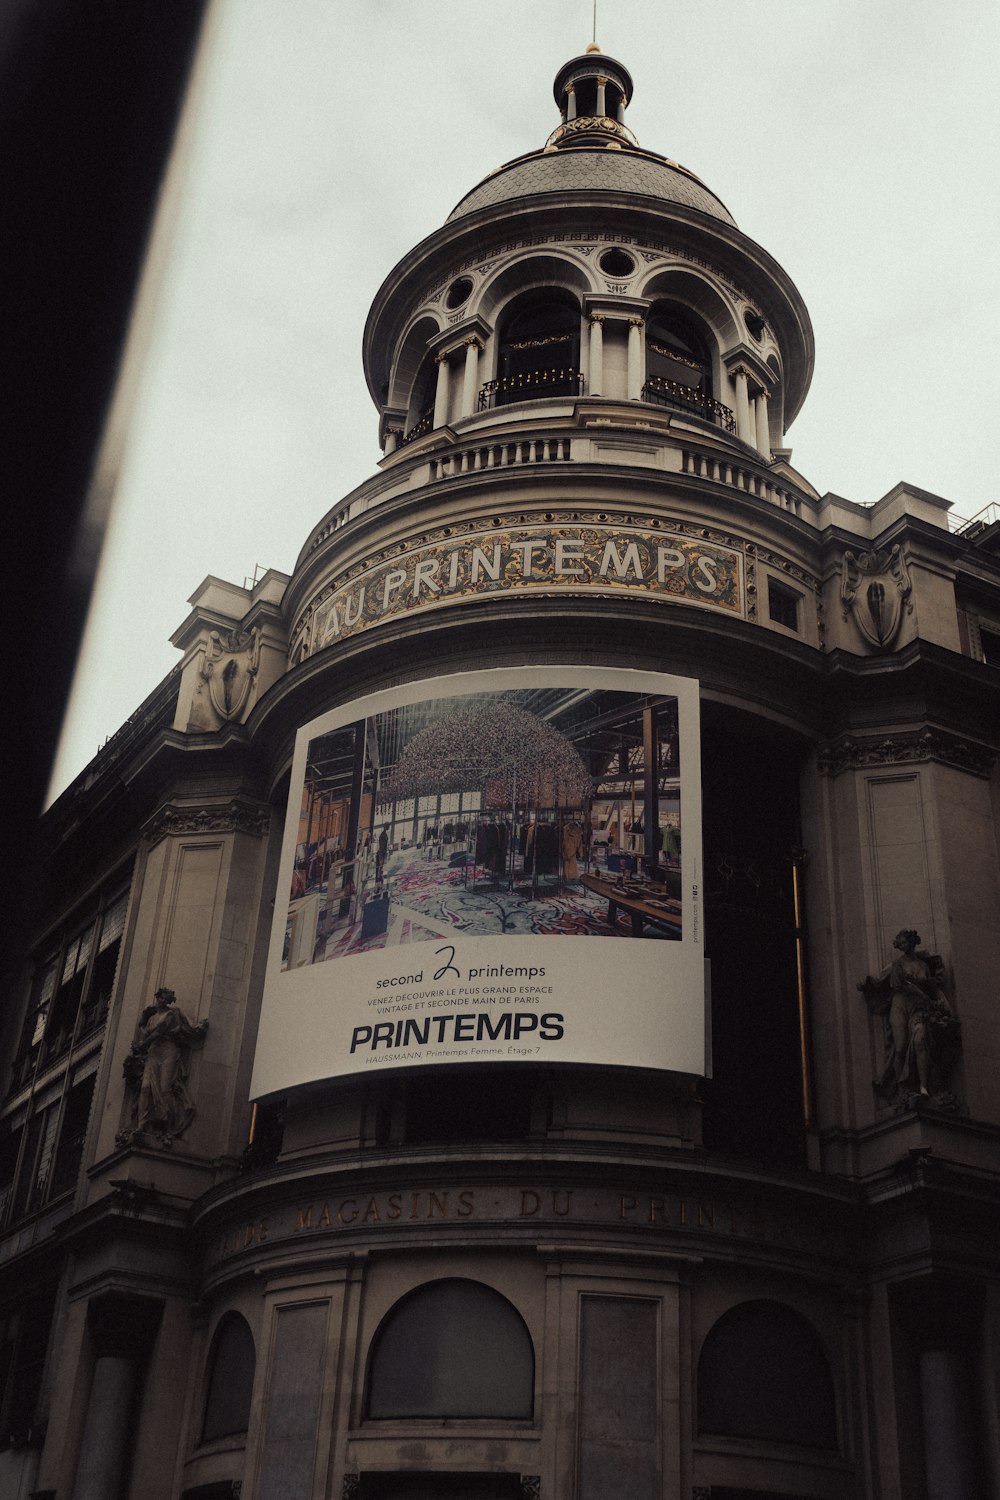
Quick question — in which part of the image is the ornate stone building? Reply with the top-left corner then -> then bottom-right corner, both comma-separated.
2,44 -> 999,1500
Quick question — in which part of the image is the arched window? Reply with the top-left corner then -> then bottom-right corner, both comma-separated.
697,1300 -> 837,1448
644,303 -> 726,428
490,291 -> 581,408
202,1312 -> 256,1442
403,357 -> 437,444
366,1278 -> 534,1419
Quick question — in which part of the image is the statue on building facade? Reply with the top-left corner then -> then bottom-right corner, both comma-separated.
860,930 -> 960,1111
119,986 -> 208,1147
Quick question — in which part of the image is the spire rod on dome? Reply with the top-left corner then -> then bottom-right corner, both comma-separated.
590,0 -> 599,50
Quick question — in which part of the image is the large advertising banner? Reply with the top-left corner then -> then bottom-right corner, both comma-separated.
250,666 -> 704,1097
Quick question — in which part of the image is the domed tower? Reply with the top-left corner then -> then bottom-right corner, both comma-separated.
362,46 -> 811,479
13,41 -> 1000,1500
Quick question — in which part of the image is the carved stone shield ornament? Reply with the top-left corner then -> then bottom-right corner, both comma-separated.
841,545 -> 912,649
200,626 -> 261,721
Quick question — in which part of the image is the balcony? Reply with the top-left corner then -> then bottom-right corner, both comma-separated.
642,376 -> 736,434
478,368 -> 584,411
401,406 -> 434,445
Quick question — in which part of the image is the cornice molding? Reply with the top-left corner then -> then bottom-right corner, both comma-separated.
142,796 -> 272,846
817,727 -> 996,779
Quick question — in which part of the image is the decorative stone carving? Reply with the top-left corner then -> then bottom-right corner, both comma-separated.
860,930 -> 961,1111
199,625 -> 261,721
520,1479 -> 541,1500
841,545 -> 912,648
341,1476 -> 361,1500
817,729 -> 995,779
142,798 -> 272,846
118,986 -> 208,1148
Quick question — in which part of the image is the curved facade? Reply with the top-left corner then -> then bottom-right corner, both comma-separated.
3,46 -> 1000,1500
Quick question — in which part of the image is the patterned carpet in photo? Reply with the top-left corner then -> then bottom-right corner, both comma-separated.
319,847 -> 654,957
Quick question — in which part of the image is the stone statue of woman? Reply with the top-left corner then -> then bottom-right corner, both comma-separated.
121,986 -> 208,1146
860,930 -> 960,1110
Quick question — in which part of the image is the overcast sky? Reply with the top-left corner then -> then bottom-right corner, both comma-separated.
50,0 -> 1000,800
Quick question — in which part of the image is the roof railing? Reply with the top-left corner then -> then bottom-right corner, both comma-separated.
642,377 -> 736,434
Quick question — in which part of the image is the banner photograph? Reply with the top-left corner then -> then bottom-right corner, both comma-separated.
251,667 -> 704,1095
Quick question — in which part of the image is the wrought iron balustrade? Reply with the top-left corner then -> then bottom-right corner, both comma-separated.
401,406 -> 434,445
642,377 -> 736,433
478,368 -> 584,410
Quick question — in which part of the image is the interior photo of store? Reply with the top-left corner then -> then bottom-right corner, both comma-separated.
285,685 -> 683,964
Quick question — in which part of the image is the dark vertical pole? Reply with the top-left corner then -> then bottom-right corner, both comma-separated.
642,702 -> 659,875
336,724 -> 366,920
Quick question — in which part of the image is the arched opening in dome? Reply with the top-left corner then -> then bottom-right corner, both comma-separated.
485,290 -> 582,410
643,302 -> 729,428
365,1278 -> 534,1419
402,354 -> 438,443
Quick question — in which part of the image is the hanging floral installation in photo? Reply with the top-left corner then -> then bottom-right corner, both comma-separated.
382,699 -> 593,808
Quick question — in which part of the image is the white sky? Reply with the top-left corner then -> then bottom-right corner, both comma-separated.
51,0 -> 1000,800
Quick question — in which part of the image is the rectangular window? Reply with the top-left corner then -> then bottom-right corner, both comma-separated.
980,625 -> 1000,665
10,882 -> 130,1093
0,1120 -> 23,1223
768,579 -> 800,631
50,1075 -> 96,1198
0,1284 -> 57,1444
6,1075 -> 97,1223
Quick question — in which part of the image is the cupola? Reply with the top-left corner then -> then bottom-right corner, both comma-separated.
547,48 -> 637,150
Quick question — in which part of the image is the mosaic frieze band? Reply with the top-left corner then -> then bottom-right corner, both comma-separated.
300,523 -> 740,655
290,512 -> 817,659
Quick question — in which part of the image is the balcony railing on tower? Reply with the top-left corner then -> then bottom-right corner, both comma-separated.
642,376 -> 736,433
478,368 -> 584,410
401,406 -> 435,445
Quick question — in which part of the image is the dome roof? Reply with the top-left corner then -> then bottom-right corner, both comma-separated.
446,146 -> 737,226
446,51 -> 736,229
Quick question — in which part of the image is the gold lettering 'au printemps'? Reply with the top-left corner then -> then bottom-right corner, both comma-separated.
304,525 -> 742,653
211,1185 -> 762,1262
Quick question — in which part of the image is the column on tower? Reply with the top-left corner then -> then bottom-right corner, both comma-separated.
588,314 -> 605,397
627,317 -> 644,401
461,337 -> 483,419
732,367 -> 752,444
433,352 -> 451,429
754,386 -> 771,457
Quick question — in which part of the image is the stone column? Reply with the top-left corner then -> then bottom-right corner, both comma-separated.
433,352 -> 451,429
627,317 -> 644,401
732,366 -> 752,443
754,387 -> 771,457
382,427 -> 401,455
919,1348 -> 979,1500
461,337 -> 482,419
596,76 -> 607,116
71,1294 -> 162,1500
566,83 -> 576,120
588,315 -> 605,397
